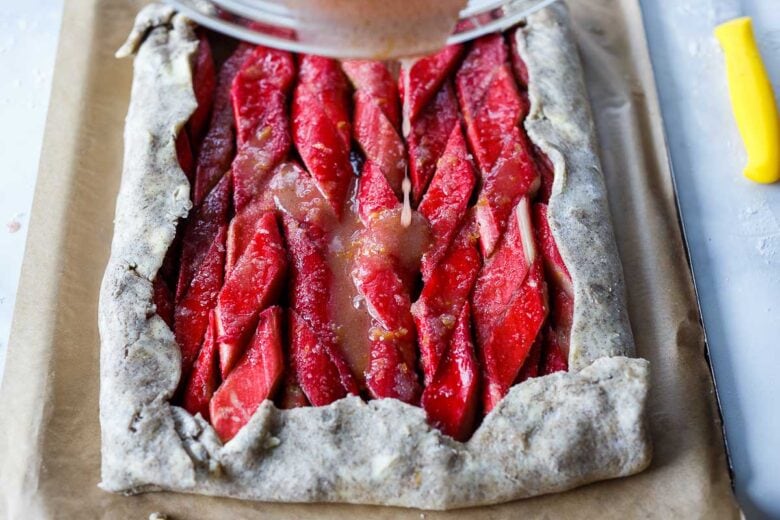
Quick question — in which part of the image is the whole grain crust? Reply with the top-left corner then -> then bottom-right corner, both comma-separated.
98,2 -> 651,509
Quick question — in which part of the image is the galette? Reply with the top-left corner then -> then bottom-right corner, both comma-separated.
98,2 -> 650,509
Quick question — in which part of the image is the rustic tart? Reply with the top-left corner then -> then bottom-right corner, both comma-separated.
98,2 -> 651,509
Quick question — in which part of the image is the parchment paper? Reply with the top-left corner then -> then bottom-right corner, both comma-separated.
0,0 -> 739,517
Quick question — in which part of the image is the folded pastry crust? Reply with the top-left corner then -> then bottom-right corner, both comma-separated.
98,2 -> 651,509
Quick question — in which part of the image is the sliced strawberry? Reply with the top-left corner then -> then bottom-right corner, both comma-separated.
176,130 -> 195,181
342,61 -> 401,129
421,302 -> 479,442
176,173 -> 231,301
210,306 -> 284,442
399,44 -> 464,124
230,46 -> 295,211
289,310 -> 356,406
283,216 -> 359,402
153,276 -> 174,328
417,125 -> 476,279
188,33 -> 216,146
174,226 -> 227,377
215,211 -> 287,378
411,222 -> 481,385
183,311 -> 219,420
357,161 -> 400,223
475,198 -> 548,413
406,82 -> 460,205
292,56 -> 353,214
193,44 -> 252,206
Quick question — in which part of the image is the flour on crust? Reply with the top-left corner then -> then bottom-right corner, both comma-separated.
98,3 -> 651,509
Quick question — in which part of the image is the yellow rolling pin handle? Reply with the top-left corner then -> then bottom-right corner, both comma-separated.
715,17 -> 780,184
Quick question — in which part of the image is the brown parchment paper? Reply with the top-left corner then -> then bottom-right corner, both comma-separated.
0,0 -> 739,518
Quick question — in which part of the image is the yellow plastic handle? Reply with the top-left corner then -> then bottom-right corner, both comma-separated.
715,17 -> 780,184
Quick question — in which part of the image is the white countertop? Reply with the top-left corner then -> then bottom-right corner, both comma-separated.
0,0 -> 777,517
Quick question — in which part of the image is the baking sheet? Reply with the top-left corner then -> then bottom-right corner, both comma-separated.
0,0 -> 739,517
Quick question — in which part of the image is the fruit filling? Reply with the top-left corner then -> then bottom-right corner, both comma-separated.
155,30 -> 573,443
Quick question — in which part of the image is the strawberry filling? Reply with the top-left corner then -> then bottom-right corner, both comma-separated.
158,30 -> 574,442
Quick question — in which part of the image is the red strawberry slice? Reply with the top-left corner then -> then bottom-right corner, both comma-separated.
421,302 -> 479,442
399,44 -> 464,125
215,211 -> 287,378
283,216 -> 359,402
174,225 -> 227,378
412,222 -> 481,385
406,82 -> 460,205
188,33 -> 216,146
289,310 -> 356,406
292,56 -> 353,214
475,198 -> 548,413
153,277 -> 174,328
176,130 -> 195,181
230,46 -> 295,211
193,44 -> 252,206
176,173 -> 231,301
210,306 -> 284,442
342,61 -> 401,129
183,310 -> 219,420
417,125 -> 476,279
